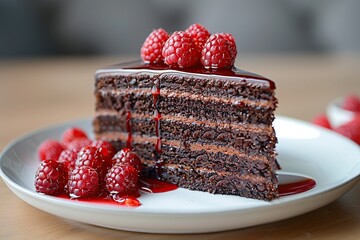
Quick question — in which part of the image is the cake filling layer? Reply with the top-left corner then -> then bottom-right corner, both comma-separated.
96,91 -> 274,124
95,131 -> 273,163
95,110 -> 273,133
140,149 -> 276,178
98,88 -> 276,109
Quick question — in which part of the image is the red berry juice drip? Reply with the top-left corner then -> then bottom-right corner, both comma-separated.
278,178 -> 316,197
126,111 -> 132,149
117,196 -> 141,207
152,82 -> 163,175
57,178 -> 177,207
139,177 -> 178,193
151,84 -> 160,107
154,110 -> 162,153
112,194 -> 141,207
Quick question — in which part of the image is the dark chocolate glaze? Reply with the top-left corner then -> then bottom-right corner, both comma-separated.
96,60 -> 276,90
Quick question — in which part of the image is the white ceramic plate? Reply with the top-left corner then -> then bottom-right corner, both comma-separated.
1,116 -> 360,234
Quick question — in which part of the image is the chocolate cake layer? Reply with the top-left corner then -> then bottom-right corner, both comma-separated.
96,74 -> 274,101
157,74 -> 274,100
159,95 -> 274,124
159,166 -> 278,200
94,61 -> 278,201
155,143 -> 275,177
96,132 -> 274,164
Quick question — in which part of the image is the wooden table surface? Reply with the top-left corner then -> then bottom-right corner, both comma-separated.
1,55 -> 360,239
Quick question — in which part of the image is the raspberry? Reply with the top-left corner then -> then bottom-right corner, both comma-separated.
68,166 -> 99,198
112,147 -> 131,159
112,148 -> 142,174
58,149 -> 78,170
185,23 -> 210,53
75,145 -> 111,185
91,140 -> 116,159
162,31 -> 199,68
38,139 -> 65,161
62,127 -> 88,147
342,94 -> 360,112
334,117 -> 360,145
105,164 -> 139,195
141,28 -> 169,64
221,33 -> 237,59
67,138 -> 92,153
75,146 -> 103,172
312,114 -> 332,129
34,159 -> 68,195
201,33 -> 236,69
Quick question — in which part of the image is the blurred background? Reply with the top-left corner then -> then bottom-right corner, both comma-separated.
1,0 -> 360,58
1,0 -> 360,137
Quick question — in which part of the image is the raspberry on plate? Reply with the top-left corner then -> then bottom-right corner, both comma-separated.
312,113 -> 332,129
141,28 -> 170,64
66,138 -> 92,153
34,159 -> 68,195
342,94 -> 360,112
62,127 -> 88,147
58,149 -> 78,170
185,23 -> 210,53
334,117 -> 360,145
75,146 -> 103,172
162,31 -> 199,68
38,139 -> 65,161
105,164 -> 139,195
91,140 -> 116,159
75,145 -> 112,184
201,33 -> 236,69
112,148 -> 142,174
68,166 -> 99,198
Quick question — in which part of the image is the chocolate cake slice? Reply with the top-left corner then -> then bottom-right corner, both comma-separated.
93,61 -> 278,201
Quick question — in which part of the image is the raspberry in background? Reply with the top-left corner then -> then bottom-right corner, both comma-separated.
62,127 -> 88,147
106,164 -> 139,195
75,145 -> 112,185
67,137 -> 92,153
68,166 -> 99,198
58,149 -> 77,170
334,116 -> 360,145
162,31 -> 199,68
75,146 -> 104,173
38,139 -> 64,161
201,33 -> 235,69
185,23 -> 210,54
342,94 -> 360,112
91,140 -> 116,159
35,159 -> 68,195
112,148 -> 142,174
312,114 -> 332,129
141,28 -> 169,64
